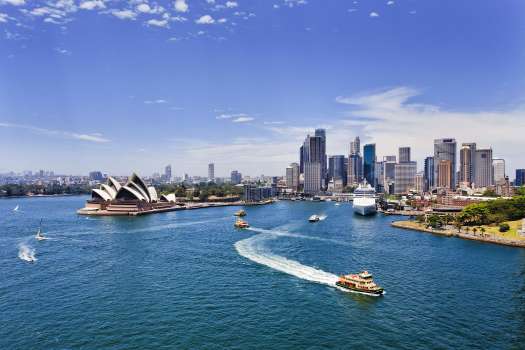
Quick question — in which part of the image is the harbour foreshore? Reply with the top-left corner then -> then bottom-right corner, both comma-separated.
77,200 -> 274,216
391,220 -> 525,248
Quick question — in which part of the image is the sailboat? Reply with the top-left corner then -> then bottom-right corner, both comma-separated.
13,205 -> 19,212
35,219 -> 46,241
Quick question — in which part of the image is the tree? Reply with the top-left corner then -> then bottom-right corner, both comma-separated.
480,227 -> 486,236
499,223 -> 510,232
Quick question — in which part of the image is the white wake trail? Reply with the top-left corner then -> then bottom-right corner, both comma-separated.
235,230 -> 338,287
18,243 -> 36,262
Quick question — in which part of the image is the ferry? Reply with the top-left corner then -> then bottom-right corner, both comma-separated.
335,271 -> 384,296
309,215 -> 320,223
352,181 -> 377,216
234,219 -> 250,229
234,210 -> 247,217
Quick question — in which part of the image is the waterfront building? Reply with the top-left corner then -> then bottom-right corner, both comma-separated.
244,184 -> 274,202
286,162 -> 300,191
383,157 -> 396,191
231,170 -> 242,185
424,156 -> 434,190
394,161 -> 417,194
437,159 -> 452,189
164,165 -> 172,182
492,159 -> 505,183
347,154 -> 363,186
375,161 -> 385,188
474,148 -> 493,188
434,138 -> 457,190
399,147 -> 411,163
363,143 -> 376,187
208,163 -> 215,182
516,169 -> 525,187
315,128 -> 327,187
303,134 -> 324,194
328,155 -> 346,186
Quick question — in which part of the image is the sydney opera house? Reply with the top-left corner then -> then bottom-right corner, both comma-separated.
78,173 -> 181,216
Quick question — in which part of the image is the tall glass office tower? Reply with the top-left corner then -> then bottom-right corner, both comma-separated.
363,143 -> 376,186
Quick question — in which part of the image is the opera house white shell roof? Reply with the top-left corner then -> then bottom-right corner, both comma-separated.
91,173 -> 159,203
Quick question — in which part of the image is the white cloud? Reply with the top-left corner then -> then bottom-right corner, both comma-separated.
144,99 -> 168,104
232,116 -> 254,123
216,113 -> 249,120
79,0 -> 105,10
273,4 -> 279,9
136,3 -> 152,13
217,17 -> 227,23
55,47 -> 71,55
0,122 -> 110,143
112,9 -> 137,20
147,18 -> 169,27
369,11 -> 379,17
226,1 -> 238,8
0,12 -> 9,22
387,1 -> 394,5
0,0 -> 25,6
196,14 -> 214,24
206,0 -> 215,3
174,0 -> 188,13
409,10 -> 417,15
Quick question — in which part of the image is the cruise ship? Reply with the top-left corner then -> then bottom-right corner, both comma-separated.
352,182 -> 377,216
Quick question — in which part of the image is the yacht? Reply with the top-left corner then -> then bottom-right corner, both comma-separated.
308,215 -> 320,223
352,182 -> 377,216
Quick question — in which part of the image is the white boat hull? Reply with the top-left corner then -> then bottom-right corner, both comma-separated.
353,202 -> 377,216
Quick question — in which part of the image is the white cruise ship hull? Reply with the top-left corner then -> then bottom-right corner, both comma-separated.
353,203 -> 377,216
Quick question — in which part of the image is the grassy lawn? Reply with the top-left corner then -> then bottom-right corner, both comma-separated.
477,220 -> 525,241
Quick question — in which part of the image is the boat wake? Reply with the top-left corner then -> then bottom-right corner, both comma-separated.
318,215 -> 327,221
18,243 -> 36,263
235,228 -> 338,287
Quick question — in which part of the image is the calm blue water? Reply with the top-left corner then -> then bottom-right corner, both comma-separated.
1,196 -> 524,349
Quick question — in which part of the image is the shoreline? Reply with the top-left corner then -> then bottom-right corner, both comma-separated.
0,193 -> 86,200
391,220 -> 525,248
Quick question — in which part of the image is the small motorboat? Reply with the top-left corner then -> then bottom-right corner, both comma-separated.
335,202 -> 341,206
35,219 -> 46,241
234,219 -> 250,229
309,215 -> 320,223
234,210 -> 247,217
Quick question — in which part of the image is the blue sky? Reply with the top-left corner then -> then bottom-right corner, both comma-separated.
0,0 -> 524,177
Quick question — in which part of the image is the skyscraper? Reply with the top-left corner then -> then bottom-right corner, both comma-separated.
394,161 -> 417,194
208,163 -> 215,182
437,160 -> 452,189
424,156 -> 434,190
328,155 -> 346,185
399,147 -> 411,163
303,134 -> 323,194
363,143 -> 376,186
434,138 -> 457,190
474,148 -> 493,188
286,163 -> 300,191
350,136 -> 361,156
347,154 -> 363,186
299,145 -> 304,174
459,143 -> 476,186
315,128 -> 327,188
164,165 -> 172,182
492,159 -> 505,183
516,169 -> 525,187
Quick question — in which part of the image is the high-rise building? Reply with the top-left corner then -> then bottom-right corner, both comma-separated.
286,163 -> 300,191
437,160 -> 452,189
231,170 -> 242,185
350,136 -> 361,156
299,145 -> 304,174
303,134 -> 323,194
384,155 -> 396,162
459,143 -> 476,186
424,156 -> 434,190
415,172 -> 425,194
399,147 -> 411,163
434,138 -> 457,190
492,159 -> 505,183
315,128 -> 327,187
347,154 -> 363,186
89,171 -> 104,181
164,165 -> 172,182
394,161 -> 417,194
474,148 -> 493,188
363,144 -> 376,186
383,157 -> 396,186
208,163 -> 215,182
516,169 -> 525,187
328,155 -> 346,186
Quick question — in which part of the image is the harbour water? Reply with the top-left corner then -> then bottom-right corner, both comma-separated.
1,196 -> 524,349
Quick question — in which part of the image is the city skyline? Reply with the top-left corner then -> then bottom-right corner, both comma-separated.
1,0 -> 524,175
